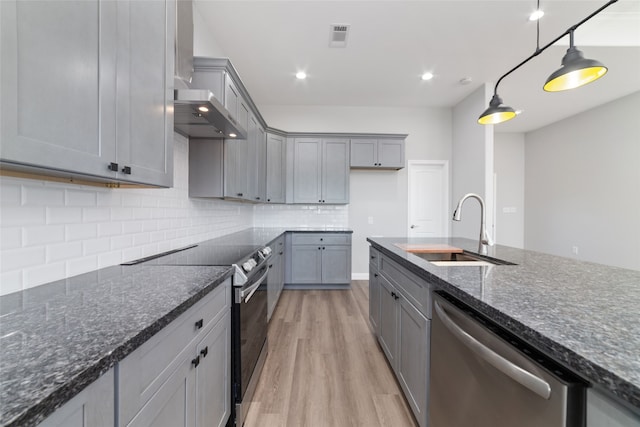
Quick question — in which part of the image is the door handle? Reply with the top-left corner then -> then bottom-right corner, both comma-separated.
434,300 -> 552,399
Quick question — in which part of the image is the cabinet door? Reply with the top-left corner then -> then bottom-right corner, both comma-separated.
126,352 -> 195,427
397,296 -> 429,427
321,139 -> 350,204
188,140 -> 224,198
265,133 -> 286,203
350,139 -> 377,167
377,139 -> 404,169
115,0 -> 174,187
293,138 -> 322,203
245,115 -> 258,201
38,369 -> 114,427
255,126 -> 267,202
369,268 -> 380,333
267,261 -> 279,321
195,312 -> 231,427
224,74 -> 240,124
0,0 -> 117,179
290,245 -> 322,283
224,137 -> 248,199
321,245 -> 351,284
378,276 -> 398,370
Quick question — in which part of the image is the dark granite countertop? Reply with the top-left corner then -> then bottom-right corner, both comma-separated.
368,236 -> 640,413
0,264 -> 233,427
0,227 -> 352,426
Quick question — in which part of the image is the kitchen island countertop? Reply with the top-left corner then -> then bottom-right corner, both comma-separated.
368,236 -> 640,414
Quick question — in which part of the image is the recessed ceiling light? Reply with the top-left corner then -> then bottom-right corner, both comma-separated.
198,106 -> 209,112
421,72 -> 434,81
515,109 -> 524,115
296,71 -> 307,80
529,10 -> 544,21
459,77 -> 473,85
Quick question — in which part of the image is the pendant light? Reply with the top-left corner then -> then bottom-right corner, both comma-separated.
543,29 -> 608,92
478,0 -> 617,125
478,94 -> 516,125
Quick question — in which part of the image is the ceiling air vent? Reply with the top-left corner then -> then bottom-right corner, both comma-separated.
329,24 -> 350,48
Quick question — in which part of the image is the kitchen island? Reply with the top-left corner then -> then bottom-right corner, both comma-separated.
368,236 -> 640,422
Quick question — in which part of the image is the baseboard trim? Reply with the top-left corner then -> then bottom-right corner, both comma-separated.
351,273 -> 369,281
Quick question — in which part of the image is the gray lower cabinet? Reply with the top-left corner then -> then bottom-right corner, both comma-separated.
267,235 -> 286,321
374,249 -> 429,427
0,0 -> 174,187
350,138 -> 405,169
38,369 -> 114,427
118,279 -> 231,427
292,138 -> 349,204
587,389 -> 640,427
265,133 -> 286,203
286,233 -> 352,287
369,250 -> 381,334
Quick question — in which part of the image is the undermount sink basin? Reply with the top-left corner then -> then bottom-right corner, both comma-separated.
404,249 -> 515,267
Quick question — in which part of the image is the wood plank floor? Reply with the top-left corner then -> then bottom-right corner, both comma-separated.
244,280 -> 418,427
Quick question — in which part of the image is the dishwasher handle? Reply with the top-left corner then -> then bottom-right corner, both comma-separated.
434,300 -> 552,400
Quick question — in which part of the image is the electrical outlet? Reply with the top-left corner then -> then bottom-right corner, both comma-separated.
572,246 -> 579,255
368,216 -> 374,225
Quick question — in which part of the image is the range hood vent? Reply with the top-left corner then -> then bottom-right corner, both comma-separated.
174,89 -> 247,139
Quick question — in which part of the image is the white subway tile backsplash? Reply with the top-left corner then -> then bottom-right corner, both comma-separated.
111,235 -> 133,250
23,225 -> 65,246
65,189 -> 98,207
122,221 -> 144,234
1,247 -> 46,272
111,207 -> 133,221
1,207 -> 46,227
65,223 -> 98,241
23,185 -> 65,206
47,207 -> 82,225
82,207 -> 110,223
82,238 -> 110,256
47,241 -> 83,262
98,222 -> 122,237
0,228 -> 22,250
0,181 -> 21,205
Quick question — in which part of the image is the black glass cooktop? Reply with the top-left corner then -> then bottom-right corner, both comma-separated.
138,243 -> 264,266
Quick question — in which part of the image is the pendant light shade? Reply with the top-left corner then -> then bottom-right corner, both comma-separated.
478,94 -> 517,125
543,45 -> 608,92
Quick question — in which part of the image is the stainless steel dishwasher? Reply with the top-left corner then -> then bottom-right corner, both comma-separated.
430,292 -> 587,427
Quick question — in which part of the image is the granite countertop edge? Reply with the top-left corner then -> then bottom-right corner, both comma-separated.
367,238 -> 640,412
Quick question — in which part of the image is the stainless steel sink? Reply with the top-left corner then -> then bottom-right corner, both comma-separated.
408,251 -> 514,266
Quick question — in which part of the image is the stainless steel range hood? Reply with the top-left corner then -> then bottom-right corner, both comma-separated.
173,1 -> 246,139
174,89 -> 247,139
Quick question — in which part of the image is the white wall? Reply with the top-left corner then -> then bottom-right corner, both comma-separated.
258,105 -> 452,277
193,3 -> 226,58
0,133 -> 254,296
451,84 -> 495,241
494,132 -> 525,248
524,91 -> 640,271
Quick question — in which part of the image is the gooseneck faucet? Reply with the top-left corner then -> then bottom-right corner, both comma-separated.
452,193 -> 493,255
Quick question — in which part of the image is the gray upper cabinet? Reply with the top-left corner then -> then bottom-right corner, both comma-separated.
293,138 -> 349,204
255,125 -> 267,202
0,0 -> 174,187
350,138 -> 405,170
265,133 -> 286,203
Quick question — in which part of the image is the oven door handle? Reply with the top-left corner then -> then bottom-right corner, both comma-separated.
240,267 -> 269,303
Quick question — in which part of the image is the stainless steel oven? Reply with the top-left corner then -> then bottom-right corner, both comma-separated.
230,247 -> 271,427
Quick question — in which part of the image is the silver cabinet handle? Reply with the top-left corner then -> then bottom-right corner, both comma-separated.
410,224 -> 418,229
434,300 -> 552,399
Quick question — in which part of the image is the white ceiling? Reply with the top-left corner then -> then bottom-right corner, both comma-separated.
195,0 -> 640,133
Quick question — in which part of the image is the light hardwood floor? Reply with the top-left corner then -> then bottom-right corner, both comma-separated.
244,280 -> 418,427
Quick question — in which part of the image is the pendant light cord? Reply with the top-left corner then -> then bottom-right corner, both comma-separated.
492,0 -> 618,96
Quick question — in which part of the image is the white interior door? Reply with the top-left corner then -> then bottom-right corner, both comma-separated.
408,161 -> 449,238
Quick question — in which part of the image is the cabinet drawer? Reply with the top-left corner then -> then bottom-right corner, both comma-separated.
118,279 -> 230,426
291,233 -> 351,245
379,255 -> 430,319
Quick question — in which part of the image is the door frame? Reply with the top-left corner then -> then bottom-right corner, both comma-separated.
407,160 -> 450,238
